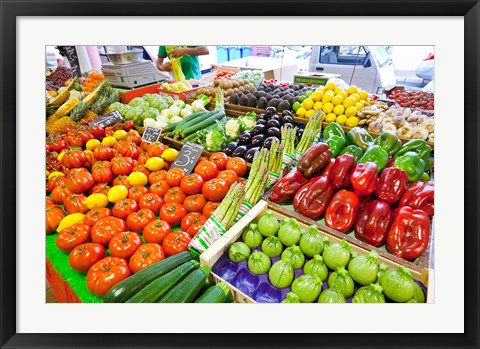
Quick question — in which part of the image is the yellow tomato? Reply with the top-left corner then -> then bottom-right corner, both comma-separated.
86,139 -> 101,151
102,136 -> 117,147
161,148 -> 179,162
107,185 -> 128,203
145,157 -> 165,171
83,193 -> 109,210
48,171 -> 65,180
336,114 -> 347,125
325,113 -> 337,123
346,116 -> 360,127
128,172 -> 148,186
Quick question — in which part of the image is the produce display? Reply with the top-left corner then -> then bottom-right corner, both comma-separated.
189,78 -> 256,101
160,80 -> 194,92
213,210 -> 426,303
387,89 -> 434,111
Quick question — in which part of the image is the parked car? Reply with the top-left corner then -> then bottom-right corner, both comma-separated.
416,53 -> 434,81
308,45 -> 396,94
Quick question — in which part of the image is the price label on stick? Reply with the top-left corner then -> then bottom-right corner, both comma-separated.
88,110 -> 124,128
170,142 -> 204,175
142,126 -> 162,143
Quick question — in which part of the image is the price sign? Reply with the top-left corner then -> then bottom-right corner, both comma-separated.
58,46 -> 81,77
88,110 -> 124,128
170,142 -> 204,175
142,126 -> 162,143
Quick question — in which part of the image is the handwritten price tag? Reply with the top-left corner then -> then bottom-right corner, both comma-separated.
141,126 -> 162,143
170,142 -> 204,175
88,110 -> 124,128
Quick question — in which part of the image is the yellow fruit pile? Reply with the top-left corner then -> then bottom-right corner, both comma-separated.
295,82 -> 371,127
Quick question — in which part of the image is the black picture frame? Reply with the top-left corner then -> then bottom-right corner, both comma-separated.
1,0 -> 478,348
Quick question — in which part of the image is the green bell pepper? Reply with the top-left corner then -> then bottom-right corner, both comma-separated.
421,172 -> 431,182
393,151 -> 425,182
373,131 -> 402,156
324,122 -> 347,143
346,127 -> 374,151
394,139 -> 432,172
359,145 -> 389,171
325,135 -> 347,158
339,145 -> 364,161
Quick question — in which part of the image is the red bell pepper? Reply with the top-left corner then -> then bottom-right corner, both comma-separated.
330,154 -> 357,189
354,200 -> 393,246
269,170 -> 309,203
294,176 -> 334,219
351,162 -> 378,196
374,167 -> 409,205
320,158 -> 336,179
297,143 -> 332,178
325,189 -> 361,233
386,206 -> 430,260
292,175 -> 322,209
398,181 -> 434,217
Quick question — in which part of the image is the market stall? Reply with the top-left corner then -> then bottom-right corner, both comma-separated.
45,60 -> 434,304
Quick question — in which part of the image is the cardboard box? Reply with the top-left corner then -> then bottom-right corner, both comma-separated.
293,73 -> 341,86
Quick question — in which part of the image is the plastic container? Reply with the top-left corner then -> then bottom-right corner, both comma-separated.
241,46 -> 252,58
228,46 -> 242,60
217,46 -> 229,64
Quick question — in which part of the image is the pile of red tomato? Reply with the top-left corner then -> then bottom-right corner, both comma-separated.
388,90 -> 434,111
46,121 -> 248,297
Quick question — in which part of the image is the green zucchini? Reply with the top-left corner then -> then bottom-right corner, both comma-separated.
126,261 -> 199,303
103,251 -> 196,303
159,266 -> 211,303
173,111 -> 211,135
178,110 -> 217,132
181,112 -> 225,138
195,282 -> 230,303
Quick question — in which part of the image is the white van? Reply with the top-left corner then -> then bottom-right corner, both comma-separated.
308,46 -> 396,93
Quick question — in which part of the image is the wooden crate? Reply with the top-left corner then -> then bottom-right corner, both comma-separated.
200,200 -> 433,303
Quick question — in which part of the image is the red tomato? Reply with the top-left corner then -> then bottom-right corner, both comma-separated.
217,170 -> 238,186
148,170 -> 166,184
109,232 -> 143,260
64,134 -> 83,148
91,125 -> 105,139
137,151 -> 150,166
51,184 -> 72,205
93,144 -> 116,161
203,201 -> 220,218
194,161 -> 219,181
128,185 -> 149,201
143,219 -> 171,244
61,148 -> 86,169
183,194 -> 207,213
160,202 -> 187,227
67,170 -> 94,194
86,257 -> 131,297
112,175 -> 131,189
129,243 -> 165,274
126,208 -> 156,232
226,157 -> 247,177
149,180 -> 171,197
64,194 -> 89,214
91,216 -> 127,246
164,187 -> 187,204
132,164 -> 150,177
138,193 -> 163,215
181,212 -> 207,231
68,243 -> 106,274
84,207 -> 112,227
56,223 -> 91,253
114,141 -> 140,160
123,120 -> 135,131
165,168 -> 186,187
112,198 -> 139,220
209,152 -> 228,171
46,205 -> 66,234
162,231 -> 191,257
147,142 -> 167,157
47,135 -> 67,153
46,175 -> 68,193
202,179 -> 229,202
90,183 -> 111,196
111,156 -> 134,177
186,223 -> 203,238
125,130 -> 142,145
180,173 -> 204,195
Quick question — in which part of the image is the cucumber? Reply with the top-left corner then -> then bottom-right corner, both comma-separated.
181,112 -> 225,138
195,282 -> 230,303
126,261 -> 199,303
178,110 -> 217,133
158,266 -> 211,303
173,111 -> 211,135
104,251 -> 196,303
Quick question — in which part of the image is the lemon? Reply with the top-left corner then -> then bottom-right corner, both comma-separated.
298,95 -> 307,103
83,193 -> 109,210
292,101 -> 301,112
145,157 -> 165,171
337,91 -> 348,100
161,148 -> 179,162
296,107 -> 307,118
113,130 -> 127,141
346,116 -> 360,127
332,95 -> 344,106
305,109 -> 316,118
325,113 -> 337,123
334,87 -> 345,94
311,91 -> 323,102
57,213 -> 85,233
325,81 -> 336,90
336,114 -> 347,125
350,93 -> 360,102
128,172 -> 148,186
57,150 -> 66,162
301,98 -> 314,110
107,185 -> 128,203
322,102 -> 334,114
86,139 -> 101,151
345,106 -> 358,117
343,97 -> 356,108
313,101 -> 323,110
355,102 -> 364,110
333,105 -> 345,116
347,85 -> 358,95
48,171 -> 65,180
322,94 -> 333,104
102,136 -> 117,147
359,90 -> 369,100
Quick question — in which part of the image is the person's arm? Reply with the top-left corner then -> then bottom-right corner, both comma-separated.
169,46 -> 209,58
156,56 -> 172,71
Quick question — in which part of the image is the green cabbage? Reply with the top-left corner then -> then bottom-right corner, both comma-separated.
257,210 -> 280,237
328,266 -> 355,298
281,292 -> 300,303
228,242 -> 251,263
348,250 -> 379,286
281,245 -> 305,269
142,108 -> 160,120
278,218 -> 301,246
268,258 -> 294,289
242,223 -> 263,249
379,266 -> 414,302
125,106 -> 143,121
129,97 -> 149,109
303,254 -> 328,281
247,251 -> 271,275
323,240 -> 351,270
291,274 -> 323,303
299,225 -> 324,257
318,288 -> 346,303
261,236 -> 283,258
352,283 -> 385,303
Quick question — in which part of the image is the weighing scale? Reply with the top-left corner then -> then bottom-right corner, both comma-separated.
101,60 -> 170,89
